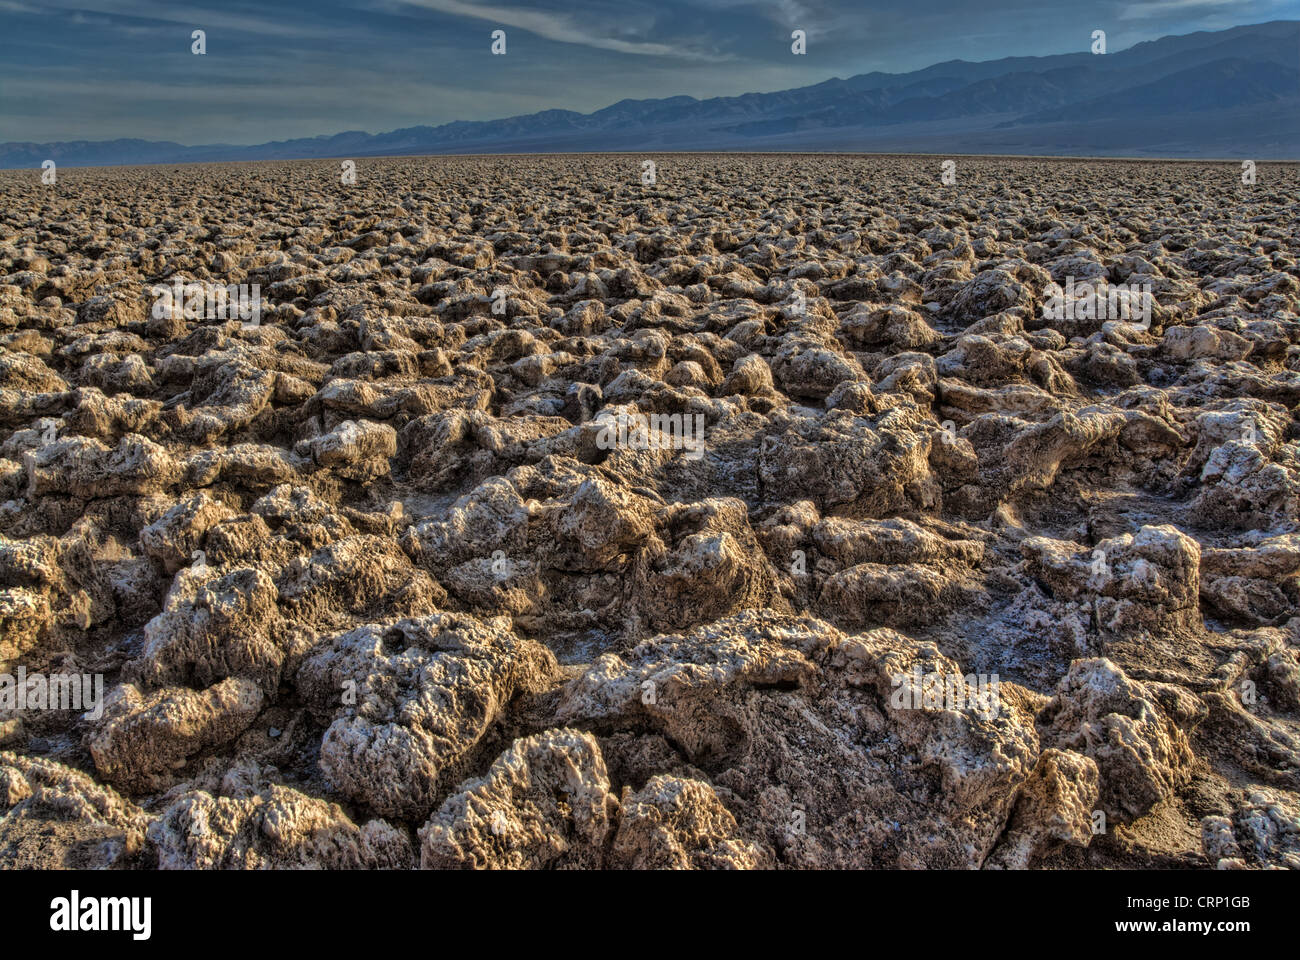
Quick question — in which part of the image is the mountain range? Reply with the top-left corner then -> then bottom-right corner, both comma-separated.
3,20 -> 1297,167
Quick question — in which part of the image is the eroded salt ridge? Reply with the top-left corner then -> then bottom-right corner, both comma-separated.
0,155 -> 1297,870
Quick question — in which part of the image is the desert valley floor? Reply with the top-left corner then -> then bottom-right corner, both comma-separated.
0,154 -> 1297,869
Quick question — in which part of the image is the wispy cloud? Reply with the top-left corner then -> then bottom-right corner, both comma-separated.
1119,0 -> 1254,20
687,0 -> 831,37
394,0 -> 724,58
25,0 -> 352,41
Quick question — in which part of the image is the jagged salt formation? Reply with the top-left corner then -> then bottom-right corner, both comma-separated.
0,155 -> 1296,869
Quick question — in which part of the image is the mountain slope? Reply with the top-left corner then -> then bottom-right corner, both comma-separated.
3,20 -> 1296,166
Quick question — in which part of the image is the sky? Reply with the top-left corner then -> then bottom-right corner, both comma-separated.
1,0 -> 1297,144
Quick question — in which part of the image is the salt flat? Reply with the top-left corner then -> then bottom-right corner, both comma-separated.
0,154 -> 1297,869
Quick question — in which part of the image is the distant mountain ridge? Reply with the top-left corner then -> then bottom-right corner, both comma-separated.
3,19 -> 1297,167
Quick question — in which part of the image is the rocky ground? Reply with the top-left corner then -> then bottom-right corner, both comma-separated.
0,154 -> 1297,870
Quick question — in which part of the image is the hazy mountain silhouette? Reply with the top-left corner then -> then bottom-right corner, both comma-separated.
3,20 -> 1296,167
